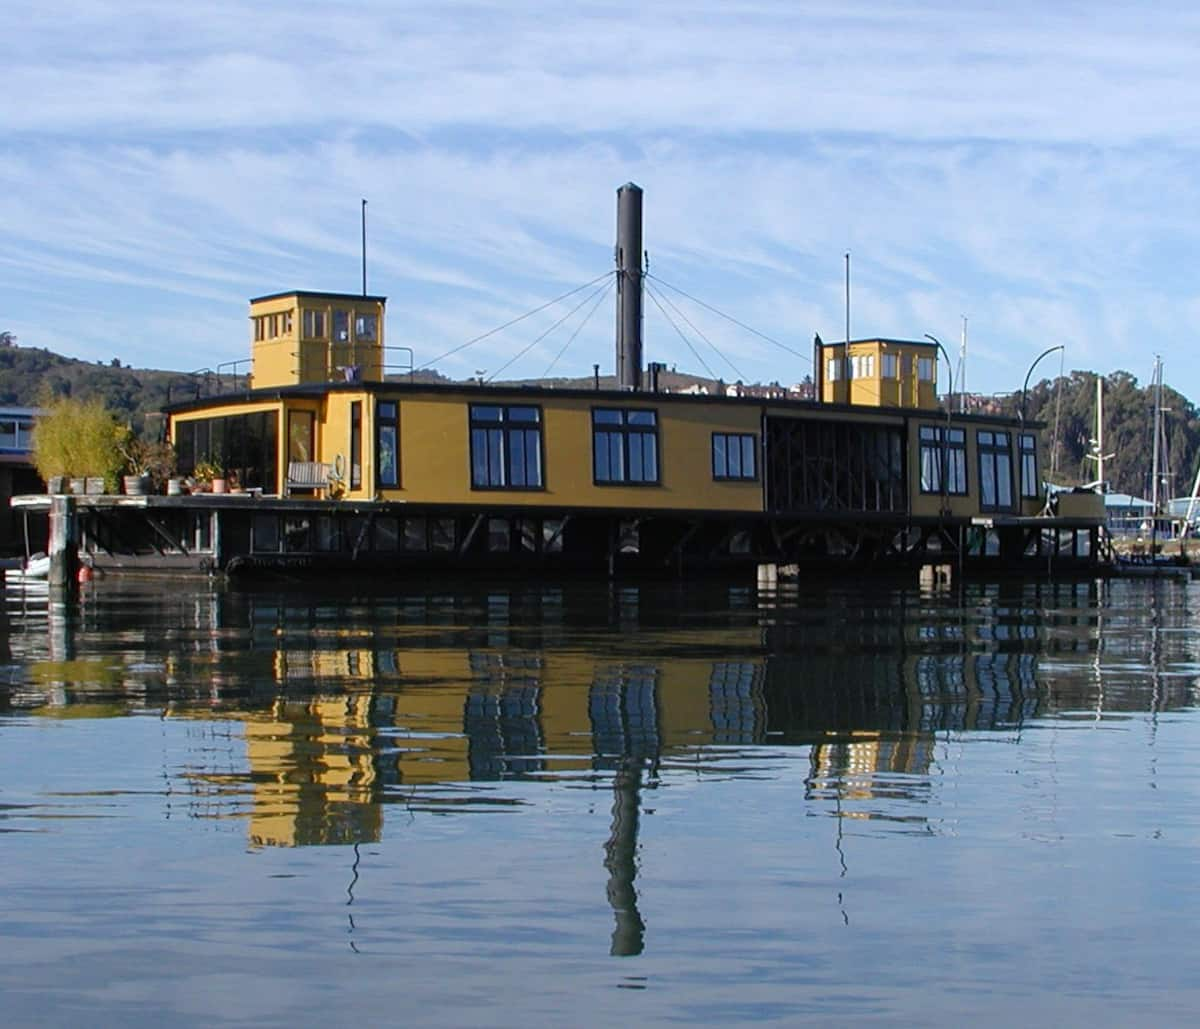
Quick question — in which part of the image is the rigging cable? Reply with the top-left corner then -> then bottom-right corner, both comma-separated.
643,283 -> 718,380
416,270 -> 615,372
645,280 -> 747,383
646,272 -> 811,363
488,275 -> 615,382
540,276 -> 615,379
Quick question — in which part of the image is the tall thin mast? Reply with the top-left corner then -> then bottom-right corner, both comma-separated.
1086,373 -> 1114,492
1151,355 -> 1162,514
959,316 -> 967,414
844,252 -> 850,346
361,198 -> 367,296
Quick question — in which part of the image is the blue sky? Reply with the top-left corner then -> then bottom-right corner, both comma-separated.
4,1 -> 1200,399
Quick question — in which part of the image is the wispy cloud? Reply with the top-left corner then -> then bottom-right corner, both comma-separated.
4,1 -> 1200,397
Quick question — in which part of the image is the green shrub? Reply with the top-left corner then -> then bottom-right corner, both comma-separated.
32,396 -> 127,488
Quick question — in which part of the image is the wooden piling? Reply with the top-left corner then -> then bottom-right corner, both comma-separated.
48,495 -> 77,588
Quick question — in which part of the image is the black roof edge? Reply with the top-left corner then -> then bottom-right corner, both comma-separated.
249,290 -> 388,304
161,379 -> 1041,428
817,337 -> 939,348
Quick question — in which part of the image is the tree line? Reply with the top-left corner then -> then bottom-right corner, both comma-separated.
1005,369 -> 1200,500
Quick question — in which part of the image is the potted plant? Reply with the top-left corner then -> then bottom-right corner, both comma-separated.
193,458 -> 224,493
120,435 -> 176,495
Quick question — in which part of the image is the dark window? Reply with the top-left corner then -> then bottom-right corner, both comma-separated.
350,401 -> 362,490
431,518 -> 456,552
487,517 -> 511,552
470,405 -> 543,489
315,516 -> 341,552
712,432 -> 758,481
593,408 -> 659,484
403,517 -> 428,551
919,425 -> 967,495
374,515 -> 400,551
978,430 -> 1014,511
377,401 -> 398,488
252,514 -> 279,553
764,418 -> 905,514
174,411 -> 277,492
1019,433 -> 1038,499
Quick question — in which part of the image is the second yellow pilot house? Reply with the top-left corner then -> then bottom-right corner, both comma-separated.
818,337 -> 940,410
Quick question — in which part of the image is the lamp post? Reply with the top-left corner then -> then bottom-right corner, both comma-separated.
923,334 -> 955,409
1020,345 -> 1064,423
924,334 -> 956,521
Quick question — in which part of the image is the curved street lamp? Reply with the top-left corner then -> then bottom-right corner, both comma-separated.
923,334 -> 955,407
924,334 -> 956,516
1020,345 -> 1065,423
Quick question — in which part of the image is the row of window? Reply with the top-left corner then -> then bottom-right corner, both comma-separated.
250,513 -> 575,558
919,426 -> 1037,510
826,354 -> 934,383
253,310 -> 379,343
180,404 -> 1038,510
375,403 -> 760,492
252,311 -> 294,341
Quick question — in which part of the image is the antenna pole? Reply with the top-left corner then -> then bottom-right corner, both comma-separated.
844,252 -> 850,345
959,316 -> 967,414
361,198 -> 368,296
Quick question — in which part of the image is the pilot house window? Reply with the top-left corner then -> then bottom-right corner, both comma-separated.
302,310 -> 326,338
355,314 -> 377,341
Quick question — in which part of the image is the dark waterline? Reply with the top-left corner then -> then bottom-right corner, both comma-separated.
2,575 -> 1198,1026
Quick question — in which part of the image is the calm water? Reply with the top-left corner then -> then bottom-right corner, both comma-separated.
2,574 -> 1199,1026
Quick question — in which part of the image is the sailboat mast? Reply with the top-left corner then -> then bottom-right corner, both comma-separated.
1097,375 -> 1105,491
959,316 -> 967,414
1151,355 -> 1162,514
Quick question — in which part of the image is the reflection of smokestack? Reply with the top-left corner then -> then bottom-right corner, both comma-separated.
615,183 -> 644,390
605,759 -> 646,956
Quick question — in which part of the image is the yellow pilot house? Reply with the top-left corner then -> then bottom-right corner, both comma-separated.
818,337 -> 940,410
248,290 -> 388,389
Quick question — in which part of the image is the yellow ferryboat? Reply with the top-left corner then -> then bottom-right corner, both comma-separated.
17,185 -> 1105,578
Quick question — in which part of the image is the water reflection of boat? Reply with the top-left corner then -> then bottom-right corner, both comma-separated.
1109,556 -> 1193,579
